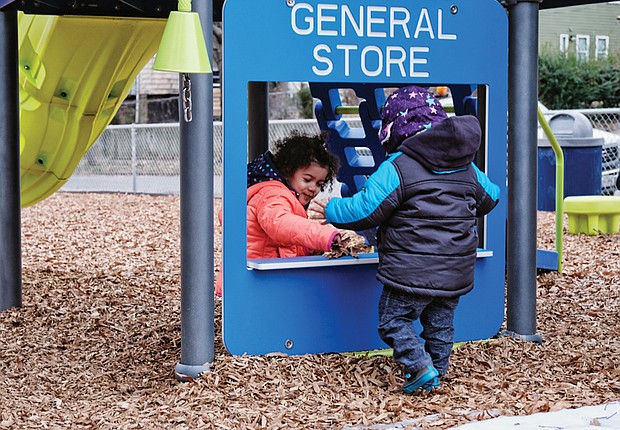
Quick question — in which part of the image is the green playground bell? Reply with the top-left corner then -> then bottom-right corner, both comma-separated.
153,0 -> 212,74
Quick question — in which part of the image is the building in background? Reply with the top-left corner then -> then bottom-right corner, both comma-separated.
539,2 -> 620,59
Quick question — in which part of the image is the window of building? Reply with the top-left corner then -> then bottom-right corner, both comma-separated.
595,36 -> 609,60
576,35 -> 589,60
559,34 -> 570,54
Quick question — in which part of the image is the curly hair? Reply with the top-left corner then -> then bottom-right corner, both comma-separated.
272,131 -> 340,191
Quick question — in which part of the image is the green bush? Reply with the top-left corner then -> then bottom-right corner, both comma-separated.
296,84 -> 315,119
539,49 -> 620,109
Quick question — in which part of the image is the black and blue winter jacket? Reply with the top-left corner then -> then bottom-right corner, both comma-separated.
324,115 -> 500,298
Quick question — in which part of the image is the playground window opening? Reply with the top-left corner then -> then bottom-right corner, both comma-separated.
244,82 -> 490,271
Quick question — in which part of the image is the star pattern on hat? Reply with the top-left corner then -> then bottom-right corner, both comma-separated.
379,85 -> 448,153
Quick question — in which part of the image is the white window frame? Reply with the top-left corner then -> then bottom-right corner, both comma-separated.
595,36 -> 609,60
575,34 -> 590,61
559,34 -> 570,54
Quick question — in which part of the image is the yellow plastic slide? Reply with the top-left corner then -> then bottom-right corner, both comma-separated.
18,13 -> 166,207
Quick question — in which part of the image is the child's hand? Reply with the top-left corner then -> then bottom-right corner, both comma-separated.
330,233 -> 342,251
308,199 -> 328,223
324,231 -> 373,259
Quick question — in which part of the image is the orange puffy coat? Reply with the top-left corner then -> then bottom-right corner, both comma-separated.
215,180 -> 339,295
246,180 -> 339,259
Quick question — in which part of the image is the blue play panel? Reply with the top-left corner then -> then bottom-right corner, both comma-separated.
537,249 -> 560,271
222,0 -> 508,356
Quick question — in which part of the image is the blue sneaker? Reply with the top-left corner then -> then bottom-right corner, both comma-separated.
422,377 -> 440,392
403,365 -> 439,394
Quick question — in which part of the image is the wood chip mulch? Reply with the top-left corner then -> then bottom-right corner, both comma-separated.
1,193 -> 618,429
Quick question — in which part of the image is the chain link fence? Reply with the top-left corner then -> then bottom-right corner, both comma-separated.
62,110 -> 620,197
63,119 -> 335,197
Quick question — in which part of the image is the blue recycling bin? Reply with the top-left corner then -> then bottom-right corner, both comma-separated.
538,112 -> 604,211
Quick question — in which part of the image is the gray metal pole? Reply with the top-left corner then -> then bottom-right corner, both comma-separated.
248,82 -> 269,161
0,6 -> 22,312
505,0 -> 542,343
174,0 -> 215,380
131,125 -> 137,193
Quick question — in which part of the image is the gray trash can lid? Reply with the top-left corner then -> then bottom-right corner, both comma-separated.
538,111 -> 604,147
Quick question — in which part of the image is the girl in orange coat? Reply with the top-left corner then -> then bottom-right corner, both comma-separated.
215,132 -> 342,295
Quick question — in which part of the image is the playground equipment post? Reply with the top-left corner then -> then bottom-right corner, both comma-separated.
0,4 -> 22,312
174,0 -> 216,380
505,0 -> 542,343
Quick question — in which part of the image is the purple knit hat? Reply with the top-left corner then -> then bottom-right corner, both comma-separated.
379,86 -> 448,153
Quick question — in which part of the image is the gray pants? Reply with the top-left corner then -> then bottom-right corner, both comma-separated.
378,287 -> 460,376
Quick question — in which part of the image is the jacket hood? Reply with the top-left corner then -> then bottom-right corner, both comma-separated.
397,115 -> 482,172
247,150 -> 291,189
247,151 -> 303,206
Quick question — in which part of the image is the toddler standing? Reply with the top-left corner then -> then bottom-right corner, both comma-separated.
321,86 -> 500,393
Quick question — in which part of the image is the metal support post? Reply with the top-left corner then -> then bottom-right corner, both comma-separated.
504,0 -> 542,343
131,124 -> 138,192
175,0 -> 215,380
248,82 -> 269,161
0,5 -> 22,312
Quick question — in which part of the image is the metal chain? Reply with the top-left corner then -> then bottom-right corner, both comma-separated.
182,73 -> 193,122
